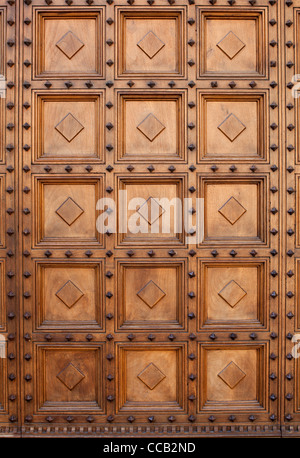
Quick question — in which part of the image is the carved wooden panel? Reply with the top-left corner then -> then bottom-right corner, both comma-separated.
200,176 -> 267,245
198,92 -> 268,162
117,175 -> 185,246
199,259 -> 268,329
33,176 -> 103,246
199,344 -> 267,411
36,345 -> 104,412
34,9 -> 104,78
15,0 -> 288,439
198,9 -> 267,78
116,8 -> 186,79
117,91 -> 186,162
35,261 -> 104,330
116,344 -> 186,412
116,260 -> 186,330
33,92 -> 104,163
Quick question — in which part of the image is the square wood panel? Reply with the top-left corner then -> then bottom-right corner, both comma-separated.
198,9 -> 267,78
33,176 -> 103,247
116,260 -> 186,331
117,175 -> 186,246
33,92 -> 104,163
36,345 -> 104,412
198,92 -> 268,161
116,8 -> 186,78
117,91 -> 186,162
199,176 -> 267,245
199,344 -> 267,411
116,344 -> 186,412
198,259 -> 268,330
34,9 -> 104,78
35,261 -> 103,330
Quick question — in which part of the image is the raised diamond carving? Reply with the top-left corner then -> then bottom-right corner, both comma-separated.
216,31 -> 246,60
56,31 -> 85,60
137,280 -> 166,309
55,280 -> 84,309
218,196 -> 247,225
137,31 -> 165,59
137,362 -> 166,390
55,113 -> 84,143
218,361 -> 246,389
55,197 -> 84,226
137,197 -> 166,225
218,280 -> 247,308
217,113 -> 246,142
137,113 -> 166,142
56,362 -> 85,391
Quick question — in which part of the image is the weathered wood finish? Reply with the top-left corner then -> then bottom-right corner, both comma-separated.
0,0 -> 297,438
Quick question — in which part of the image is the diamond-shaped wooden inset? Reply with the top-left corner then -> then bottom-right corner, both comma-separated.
55,197 -> 84,226
218,361 -> 246,389
217,113 -> 246,142
216,31 -> 246,60
137,362 -> 166,390
56,362 -> 85,391
55,113 -> 85,143
55,280 -> 84,309
218,196 -> 247,225
218,280 -> 247,308
137,280 -> 166,309
56,31 -> 85,60
137,197 -> 166,226
137,31 -> 165,59
137,113 -> 166,142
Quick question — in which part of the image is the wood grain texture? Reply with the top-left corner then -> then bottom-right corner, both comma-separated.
0,0 -> 290,438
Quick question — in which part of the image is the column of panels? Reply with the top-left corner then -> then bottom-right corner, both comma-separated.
0,0 -> 18,435
194,0 -> 280,431
21,0 -> 108,430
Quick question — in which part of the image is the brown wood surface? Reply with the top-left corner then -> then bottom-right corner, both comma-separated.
0,0 -> 298,438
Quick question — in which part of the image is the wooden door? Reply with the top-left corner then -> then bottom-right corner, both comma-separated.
0,0 -> 293,438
